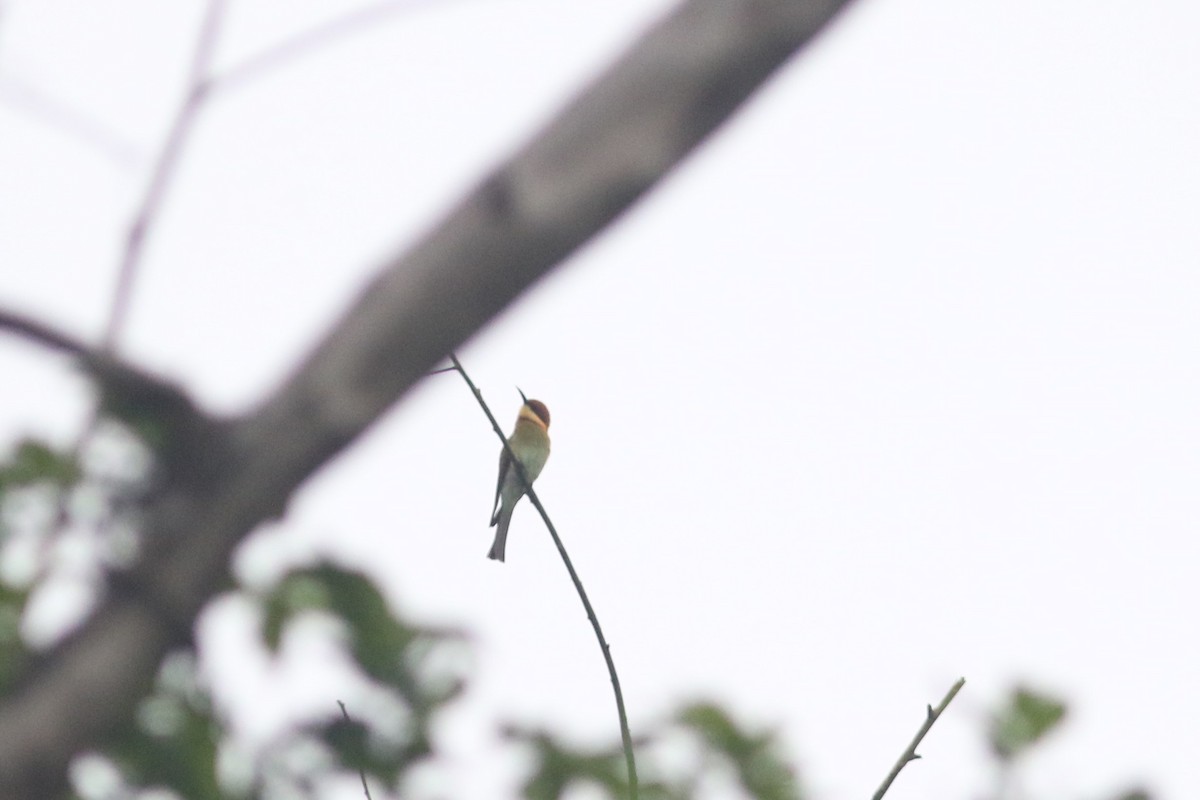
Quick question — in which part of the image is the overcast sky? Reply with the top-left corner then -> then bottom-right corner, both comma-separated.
2,1 -> 1199,798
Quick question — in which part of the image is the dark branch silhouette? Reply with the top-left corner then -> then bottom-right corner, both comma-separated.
337,701 -> 375,800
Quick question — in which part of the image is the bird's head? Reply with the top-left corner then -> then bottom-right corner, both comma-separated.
517,388 -> 550,428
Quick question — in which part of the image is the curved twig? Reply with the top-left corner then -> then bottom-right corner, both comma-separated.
448,354 -> 639,800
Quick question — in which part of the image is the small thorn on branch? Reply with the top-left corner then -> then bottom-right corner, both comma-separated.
870,678 -> 965,800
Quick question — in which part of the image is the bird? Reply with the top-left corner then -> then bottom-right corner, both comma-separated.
488,390 -> 551,562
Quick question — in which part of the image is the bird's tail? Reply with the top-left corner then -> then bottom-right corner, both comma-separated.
487,503 -> 514,562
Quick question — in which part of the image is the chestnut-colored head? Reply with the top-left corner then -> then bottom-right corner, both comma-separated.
522,399 -> 550,428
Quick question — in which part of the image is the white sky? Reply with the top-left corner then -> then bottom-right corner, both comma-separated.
2,0 -> 1199,798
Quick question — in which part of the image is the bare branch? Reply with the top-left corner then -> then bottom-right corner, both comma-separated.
0,307 -> 195,427
337,701 -> 375,800
0,1 -> 855,795
449,355 -> 639,798
0,307 -> 93,358
872,678 -> 966,800
102,0 -> 226,351
214,0 -> 449,91
0,79 -> 141,170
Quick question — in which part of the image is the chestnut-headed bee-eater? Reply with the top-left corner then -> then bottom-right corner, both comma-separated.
487,390 -> 551,562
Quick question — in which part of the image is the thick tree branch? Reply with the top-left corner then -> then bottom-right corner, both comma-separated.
0,0 -> 856,795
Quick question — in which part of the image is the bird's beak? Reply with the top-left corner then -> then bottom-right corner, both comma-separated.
517,387 -> 529,405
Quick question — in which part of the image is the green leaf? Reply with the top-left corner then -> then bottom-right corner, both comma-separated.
103,651 -> 226,800
252,562 -> 466,792
505,726 -> 627,800
319,565 -> 414,684
260,573 -> 332,652
322,715 -> 375,778
258,563 -> 464,706
677,702 -> 801,800
989,686 -> 1068,761
0,438 -> 79,491
0,582 -> 31,692
316,710 -> 420,787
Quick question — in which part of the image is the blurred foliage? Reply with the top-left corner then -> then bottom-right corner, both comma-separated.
261,563 -> 467,786
983,687 -> 1156,800
505,701 -> 801,800
676,703 -> 799,800
99,652 -> 226,800
0,438 -> 1161,800
505,726 -> 645,800
0,438 -> 80,496
0,581 -> 30,694
65,562 -> 467,800
0,438 -> 74,694
989,685 -> 1069,762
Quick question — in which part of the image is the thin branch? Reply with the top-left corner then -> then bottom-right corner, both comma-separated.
871,678 -> 966,800
102,0 -> 225,351
213,0 -> 450,91
1,1 -> 442,178
0,79 -> 141,170
0,307 -> 94,357
336,701 -> 374,800
448,354 -> 639,800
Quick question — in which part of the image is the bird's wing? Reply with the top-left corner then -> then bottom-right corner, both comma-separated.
491,447 -> 511,525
